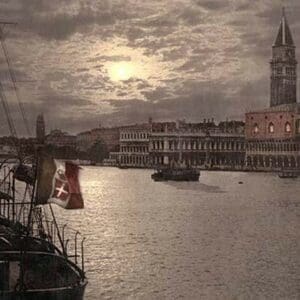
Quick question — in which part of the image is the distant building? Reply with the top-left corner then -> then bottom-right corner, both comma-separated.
150,120 -> 245,169
76,131 -> 93,152
0,144 -> 17,161
36,114 -> 45,142
245,9 -> 300,170
76,127 -> 120,153
46,129 -> 76,148
117,123 -> 151,168
90,127 -> 120,152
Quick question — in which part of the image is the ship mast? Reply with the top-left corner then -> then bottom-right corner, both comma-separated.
0,21 -> 36,234
0,22 -> 31,138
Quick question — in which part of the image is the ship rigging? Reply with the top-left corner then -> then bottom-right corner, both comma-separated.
0,21 -> 87,299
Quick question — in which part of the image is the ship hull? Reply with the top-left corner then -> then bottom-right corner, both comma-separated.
151,169 -> 200,181
0,282 -> 87,300
0,219 -> 87,300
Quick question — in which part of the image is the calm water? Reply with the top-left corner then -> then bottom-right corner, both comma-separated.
55,167 -> 300,300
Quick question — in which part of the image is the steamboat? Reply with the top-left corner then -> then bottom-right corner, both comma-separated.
151,134 -> 200,182
151,166 -> 200,182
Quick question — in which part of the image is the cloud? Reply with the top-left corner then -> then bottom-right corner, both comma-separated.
0,0 -> 300,136
101,86 -> 241,128
95,55 -> 132,62
1,0 -> 133,40
27,9 -> 115,40
142,86 -> 173,101
195,0 -> 229,10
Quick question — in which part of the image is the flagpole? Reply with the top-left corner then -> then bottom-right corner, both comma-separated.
26,167 -> 38,234
49,203 -> 67,256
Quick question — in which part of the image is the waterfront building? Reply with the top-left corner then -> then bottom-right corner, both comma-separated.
0,144 -> 17,161
90,127 -> 120,153
245,9 -> 300,170
46,129 -> 76,148
76,127 -> 120,153
150,120 -> 245,170
117,123 -> 151,168
76,130 -> 93,152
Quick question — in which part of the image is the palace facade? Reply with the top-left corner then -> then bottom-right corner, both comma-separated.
149,120 -> 245,170
111,120 -> 245,169
117,123 -> 151,167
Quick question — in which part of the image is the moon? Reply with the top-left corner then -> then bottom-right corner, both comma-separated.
108,62 -> 135,81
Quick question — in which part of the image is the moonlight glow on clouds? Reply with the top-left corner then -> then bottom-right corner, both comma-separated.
0,0 -> 299,134
108,62 -> 135,81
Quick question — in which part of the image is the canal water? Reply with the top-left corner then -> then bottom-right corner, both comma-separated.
55,167 -> 300,299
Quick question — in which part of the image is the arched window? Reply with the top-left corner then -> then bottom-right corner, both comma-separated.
253,123 -> 259,134
285,122 -> 291,133
268,122 -> 275,133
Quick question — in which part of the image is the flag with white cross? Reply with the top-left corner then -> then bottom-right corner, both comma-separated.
36,154 -> 84,209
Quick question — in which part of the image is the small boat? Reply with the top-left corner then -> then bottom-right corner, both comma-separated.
151,132 -> 200,181
118,164 -> 129,169
151,167 -> 200,181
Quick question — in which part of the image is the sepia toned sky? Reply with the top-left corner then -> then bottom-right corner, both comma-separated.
0,0 -> 300,135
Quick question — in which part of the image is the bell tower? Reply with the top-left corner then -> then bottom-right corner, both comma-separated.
36,113 -> 45,143
270,8 -> 297,107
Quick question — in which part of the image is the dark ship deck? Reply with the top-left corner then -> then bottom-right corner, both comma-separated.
0,165 -> 87,300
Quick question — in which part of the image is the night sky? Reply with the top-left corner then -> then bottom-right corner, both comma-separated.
0,0 -> 300,136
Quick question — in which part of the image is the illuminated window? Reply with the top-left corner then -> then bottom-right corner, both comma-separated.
285,122 -> 291,133
253,123 -> 259,134
268,122 -> 275,133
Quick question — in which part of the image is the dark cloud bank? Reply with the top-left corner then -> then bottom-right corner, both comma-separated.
0,0 -> 299,135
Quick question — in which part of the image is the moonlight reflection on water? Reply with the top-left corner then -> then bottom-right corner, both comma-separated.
55,167 -> 300,300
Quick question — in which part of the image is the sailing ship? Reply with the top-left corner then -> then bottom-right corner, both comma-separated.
151,134 -> 200,181
0,22 -> 87,299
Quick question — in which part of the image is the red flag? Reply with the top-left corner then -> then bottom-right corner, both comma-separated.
36,156 -> 84,209
64,161 -> 84,209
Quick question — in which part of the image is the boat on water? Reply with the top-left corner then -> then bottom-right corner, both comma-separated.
151,166 -> 200,181
118,164 -> 129,169
151,132 -> 200,182
0,22 -> 87,299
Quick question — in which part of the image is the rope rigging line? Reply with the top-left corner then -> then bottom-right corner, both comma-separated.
0,81 -> 22,158
0,81 -> 17,138
0,25 -> 31,136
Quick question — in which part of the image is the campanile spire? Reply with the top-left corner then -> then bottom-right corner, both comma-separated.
282,7 -> 286,44
270,7 -> 297,107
